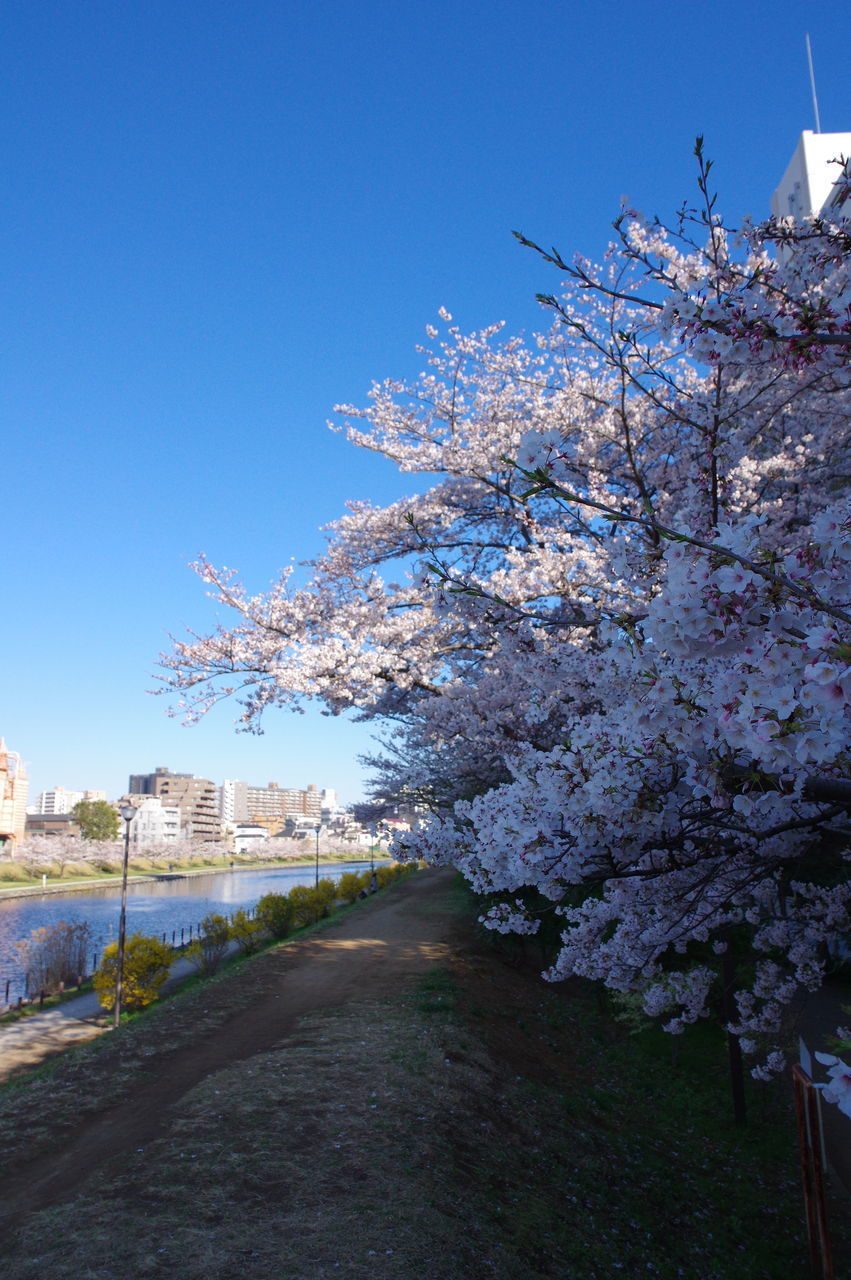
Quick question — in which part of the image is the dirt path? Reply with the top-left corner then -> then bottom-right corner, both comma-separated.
0,868 -> 459,1236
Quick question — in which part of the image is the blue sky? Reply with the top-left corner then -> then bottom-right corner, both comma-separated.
2,0 -> 847,806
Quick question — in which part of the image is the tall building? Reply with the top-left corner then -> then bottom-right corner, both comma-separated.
0,740 -> 29,853
31,786 -> 105,815
224,780 -> 324,828
303,783 -> 322,822
128,767 -> 220,841
219,779 -> 249,824
771,129 -> 851,221
244,781 -> 292,820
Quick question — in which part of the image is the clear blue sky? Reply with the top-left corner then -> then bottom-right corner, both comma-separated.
2,0 -> 847,806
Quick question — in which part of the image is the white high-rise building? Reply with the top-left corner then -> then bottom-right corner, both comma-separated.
219,779 -> 249,823
771,130 -> 851,221
222,780 -> 324,825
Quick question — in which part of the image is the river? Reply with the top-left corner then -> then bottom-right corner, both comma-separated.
0,861 -> 381,1003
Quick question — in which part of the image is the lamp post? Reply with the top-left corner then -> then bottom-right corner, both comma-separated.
113,802 -> 138,1029
314,824 -> 321,887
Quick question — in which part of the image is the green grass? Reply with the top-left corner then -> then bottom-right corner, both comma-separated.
473,971 -> 851,1274
415,967 -> 459,1016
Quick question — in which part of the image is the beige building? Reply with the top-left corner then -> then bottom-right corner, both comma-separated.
0,740 -> 29,854
243,813 -> 288,836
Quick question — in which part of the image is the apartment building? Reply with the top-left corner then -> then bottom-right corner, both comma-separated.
219,778 -> 249,824
128,767 -> 220,841
31,786 -> 106,815
119,795 -> 182,845
220,780 -> 323,828
0,740 -> 29,852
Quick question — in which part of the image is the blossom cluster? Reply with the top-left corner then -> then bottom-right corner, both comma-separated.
478,900 -> 541,936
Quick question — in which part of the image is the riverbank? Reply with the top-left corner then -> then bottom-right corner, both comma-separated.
0,852 -> 378,900
0,868 -> 848,1278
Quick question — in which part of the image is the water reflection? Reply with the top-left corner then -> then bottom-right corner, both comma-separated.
0,861 -> 380,1002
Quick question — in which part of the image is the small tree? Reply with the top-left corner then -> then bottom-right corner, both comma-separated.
93,934 -> 173,1012
337,871 -> 371,904
16,920 -> 92,995
186,912 -> 231,975
289,879 -> 338,927
72,800 -> 120,842
229,907 -> 265,954
377,862 -> 413,889
255,892 -> 295,939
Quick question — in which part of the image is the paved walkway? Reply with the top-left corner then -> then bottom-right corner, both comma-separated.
0,951 -> 206,1082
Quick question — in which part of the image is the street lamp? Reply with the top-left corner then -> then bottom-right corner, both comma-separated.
113,802 -> 138,1029
314,824 -> 321,887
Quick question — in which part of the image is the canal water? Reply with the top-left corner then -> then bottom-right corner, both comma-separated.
0,861 -> 380,1003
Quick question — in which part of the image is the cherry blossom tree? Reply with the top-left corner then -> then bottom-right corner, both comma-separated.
161,143 -> 851,1080
14,834 -> 228,873
406,145 -> 851,1084
15,834 -> 120,875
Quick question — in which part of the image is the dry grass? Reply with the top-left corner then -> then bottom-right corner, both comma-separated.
0,950 -> 274,1173
1,998 -> 506,1279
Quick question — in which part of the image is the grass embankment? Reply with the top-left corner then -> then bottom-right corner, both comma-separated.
0,850 -> 375,891
0,874 -> 847,1279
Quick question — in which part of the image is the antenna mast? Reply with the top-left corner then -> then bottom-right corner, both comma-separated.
805,33 -> 822,133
